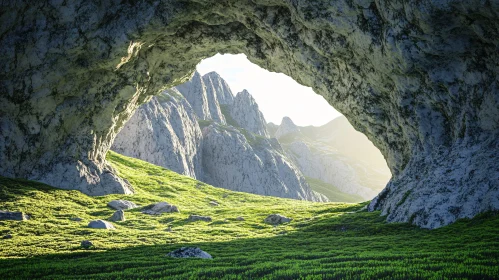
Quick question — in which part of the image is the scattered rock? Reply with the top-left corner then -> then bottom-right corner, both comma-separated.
70,217 -> 83,222
264,214 -> 292,225
107,200 -> 138,210
222,193 -> 229,198
166,247 -> 212,259
142,202 -> 179,215
88,220 -> 115,229
81,240 -> 93,248
109,210 -> 125,222
188,215 -> 212,222
235,216 -> 245,221
3,234 -> 13,239
209,201 -> 219,206
0,211 -> 29,221
166,226 -> 173,232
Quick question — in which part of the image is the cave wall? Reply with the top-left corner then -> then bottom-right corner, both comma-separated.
0,0 -> 497,227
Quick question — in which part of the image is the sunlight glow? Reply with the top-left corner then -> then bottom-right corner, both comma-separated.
196,54 -> 342,126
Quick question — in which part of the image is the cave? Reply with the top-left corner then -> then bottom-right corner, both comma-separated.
1,1 -> 497,229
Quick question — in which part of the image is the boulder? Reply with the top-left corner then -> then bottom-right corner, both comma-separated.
107,200 -> 138,210
81,240 -> 93,249
0,211 -> 29,221
264,214 -> 292,225
166,247 -> 212,259
188,215 -> 212,222
88,220 -> 115,230
109,210 -> 126,222
142,202 -> 179,215
235,216 -> 245,221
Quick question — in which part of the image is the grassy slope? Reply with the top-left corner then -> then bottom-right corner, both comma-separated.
305,177 -> 364,203
0,151 -> 497,279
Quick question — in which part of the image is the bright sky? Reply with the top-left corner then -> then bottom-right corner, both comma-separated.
196,54 -> 342,127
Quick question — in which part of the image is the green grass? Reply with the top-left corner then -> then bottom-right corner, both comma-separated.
305,177 -> 364,203
0,151 -> 498,279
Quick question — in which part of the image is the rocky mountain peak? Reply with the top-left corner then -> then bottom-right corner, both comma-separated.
202,71 -> 234,105
275,117 -> 300,139
229,90 -> 269,137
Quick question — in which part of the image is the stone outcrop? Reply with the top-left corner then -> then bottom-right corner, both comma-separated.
229,90 -> 269,137
1,1 -> 497,228
275,116 -> 392,200
202,72 -> 234,106
0,211 -> 29,221
264,214 -> 292,225
113,89 -> 203,179
109,210 -> 126,222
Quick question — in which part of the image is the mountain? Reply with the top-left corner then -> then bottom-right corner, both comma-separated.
270,116 -> 391,201
113,71 -> 326,202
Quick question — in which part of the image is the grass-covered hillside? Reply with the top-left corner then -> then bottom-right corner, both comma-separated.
0,151 -> 498,279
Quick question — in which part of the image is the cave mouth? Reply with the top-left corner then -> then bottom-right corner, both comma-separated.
1,1 -> 497,229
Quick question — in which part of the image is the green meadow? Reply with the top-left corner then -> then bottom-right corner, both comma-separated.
0,151 -> 498,279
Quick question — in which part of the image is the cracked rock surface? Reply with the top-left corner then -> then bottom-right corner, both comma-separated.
1,0 -> 497,227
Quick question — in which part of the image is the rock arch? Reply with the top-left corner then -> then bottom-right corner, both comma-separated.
1,1 -> 497,228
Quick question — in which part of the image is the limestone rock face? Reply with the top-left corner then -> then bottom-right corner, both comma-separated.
1,1 -> 497,228
229,90 -> 269,137
275,117 -> 300,139
175,71 -> 226,124
202,123 -> 326,202
112,90 -> 203,179
202,72 -> 234,105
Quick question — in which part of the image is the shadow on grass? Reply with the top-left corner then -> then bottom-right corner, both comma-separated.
0,211 -> 498,279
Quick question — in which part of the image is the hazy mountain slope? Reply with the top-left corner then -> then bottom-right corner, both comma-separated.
274,116 -> 392,201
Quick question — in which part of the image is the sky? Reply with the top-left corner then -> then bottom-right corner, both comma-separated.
196,54 -> 342,127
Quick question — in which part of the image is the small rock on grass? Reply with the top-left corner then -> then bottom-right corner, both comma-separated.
81,240 -> 93,249
70,217 -> 83,222
142,202 -> 179,215
166,247 -> 212,259
264,214 -> 292,225
236,216 -> 245,221
209,201 -> 219,206
88,220 -> 115,229
109,210 -> 125,222
188,215 -> 212,222
3,234 -> 13,239
0,211 -> 29,221
107,200 -> 138,210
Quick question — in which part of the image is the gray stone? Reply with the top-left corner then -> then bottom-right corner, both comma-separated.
88,220 -> 115,230
81,240 -> 93,249
166,247 -> 212,259
235,216 -> 245,221
188,215 -> 212,222
70,217 -> 83,222
1,1 -> 497,228
0,211 -> 29,221
209,201 -> 219,206
109,210 -> 126,222
107,200 -> 138,211
142,202 -> 179,215
3,234 -> 13,239
264,214 -> 292,225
